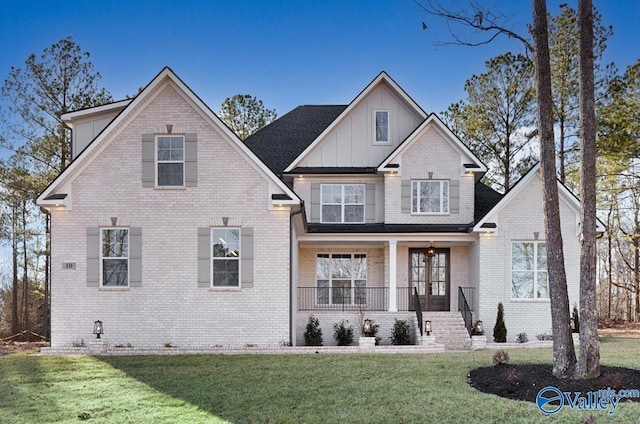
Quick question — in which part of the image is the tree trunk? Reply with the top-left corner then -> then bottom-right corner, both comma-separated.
577,0 -> 600,379
532,0 -> 576,378
22,202 -> 30,342
11,202 -> 19,335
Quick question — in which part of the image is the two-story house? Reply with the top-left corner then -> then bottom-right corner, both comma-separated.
37,67 -> 591,349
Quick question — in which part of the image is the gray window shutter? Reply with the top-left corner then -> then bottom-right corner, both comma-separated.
450,180 -> 460,214
185,133 -> 197,187
365,183 -> 376,223
129,227 -> 142,287
401,180 -> 411,214
241,227 -> 254,288
141,133 -> 155,187
310,183 -> 320,223
87,227 -> 100,287
197,227 -> 210,288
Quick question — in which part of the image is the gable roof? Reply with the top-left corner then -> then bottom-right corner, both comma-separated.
378,113 -> 486,173
245,105 -> 347,176
282,71 -> 428,173
37,67 -> 300,208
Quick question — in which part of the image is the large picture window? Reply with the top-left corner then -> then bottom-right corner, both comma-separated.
412,180 -> 449,214
316,253 -> 367,305
157,135 -> 184,186
212,228 -> 240,287
512,241 -> 548,299
321,184 -> 365,223
101,229 -> 129,287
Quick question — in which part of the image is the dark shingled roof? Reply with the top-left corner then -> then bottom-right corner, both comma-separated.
245,105 -> 347,175
474,182 -> 503,222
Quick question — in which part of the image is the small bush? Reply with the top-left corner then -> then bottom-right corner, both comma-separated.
536,332 -> 553,341
333,320 -> 354,346
304,316 -> 323,346
493,302 -> 507,343
72,339 -> 85,348
516,332 -> 528,343
572,305 -> 580,333
601,372 -> 623,388
504,367 -> 520,386
492,350 -> 510,366
390,318 -> 411,345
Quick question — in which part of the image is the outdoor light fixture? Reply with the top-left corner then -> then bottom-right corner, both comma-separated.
426,244 -> 436,258
93,320 -> 104,339
473,320 -> 484,336
363,319 -> 372,336
424,320 -> 432,336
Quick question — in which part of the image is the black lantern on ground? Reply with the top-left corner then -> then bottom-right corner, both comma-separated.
424,320 -> 432,336
363,319 -> 372,336
93,320 -> 104,339
473,320 -> 484,336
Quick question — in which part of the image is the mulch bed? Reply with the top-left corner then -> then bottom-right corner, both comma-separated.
468,363 -> 640,403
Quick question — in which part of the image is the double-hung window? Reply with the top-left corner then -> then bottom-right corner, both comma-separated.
157,135 -> 184,186
512,241 -> 549,299
316,253 -> 367,305
212,228 -> 240,287
321,184 -> 365,223
374,110 -> 389,143
412,180 -> 449,214
101,228 -> 129,287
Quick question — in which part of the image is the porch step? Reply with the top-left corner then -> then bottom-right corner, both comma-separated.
422,312 -> 471,350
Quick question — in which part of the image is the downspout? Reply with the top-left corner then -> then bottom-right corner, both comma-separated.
289,200 -> 306,346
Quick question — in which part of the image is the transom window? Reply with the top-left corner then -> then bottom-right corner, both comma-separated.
157,135 -> 184,186
375,110 -> 389,143
412,180 -> 449,214
101,228 -> 129,287
512,241 -> 549,299
212,228 -> 240,287
316,253 -> 367,305
321,184 -> 365,223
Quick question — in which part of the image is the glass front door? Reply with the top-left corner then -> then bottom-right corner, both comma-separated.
409,248 -> 450,311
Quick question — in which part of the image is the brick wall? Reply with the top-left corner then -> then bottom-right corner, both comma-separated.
50,82 -> 291,348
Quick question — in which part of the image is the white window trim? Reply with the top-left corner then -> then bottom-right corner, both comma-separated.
411,180 -> 450,215
511,241 -> 549,300
320,184 -> 366,224
374,110 -> 390,144
100,227 -> 129,288
211,227 -> 241,289
155,134 -> 185,188
316,253 -> 367,305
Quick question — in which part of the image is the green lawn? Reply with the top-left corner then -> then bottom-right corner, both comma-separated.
1,338 -> 639,423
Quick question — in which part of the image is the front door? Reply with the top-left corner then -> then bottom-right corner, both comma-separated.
409,248 -> 450,311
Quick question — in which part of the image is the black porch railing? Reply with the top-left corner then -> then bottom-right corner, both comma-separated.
297,287 -> 388,311
414,287 -> 424,336
458,287 -> 474,335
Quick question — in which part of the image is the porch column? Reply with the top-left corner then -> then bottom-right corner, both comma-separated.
388,239 -> 397,312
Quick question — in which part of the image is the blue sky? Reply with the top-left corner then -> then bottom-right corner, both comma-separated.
1,0 -> 639,119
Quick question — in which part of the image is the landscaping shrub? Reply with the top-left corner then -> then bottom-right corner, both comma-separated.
572,305 -> 580,333
333,320 -> 354,346
492,350 -> 510,365
516,332 -> 528,343
493,302 -> 507,343
537,332 -> 553,341
390,318 -> 411,345
304,316 -> 323,346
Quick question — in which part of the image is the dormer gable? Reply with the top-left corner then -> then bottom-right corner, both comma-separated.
283,72 -> 427,172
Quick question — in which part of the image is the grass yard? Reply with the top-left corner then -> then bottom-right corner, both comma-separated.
1,338 -> 640,423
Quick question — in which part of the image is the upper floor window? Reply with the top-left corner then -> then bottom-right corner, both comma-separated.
212,228 -> 240,287
412,180 -> 449,214
101,228 -> 129,287
374,110 -> 389,143
321,184 -> 365,223
512,241 -> 549,299
157,135 -> 184,186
